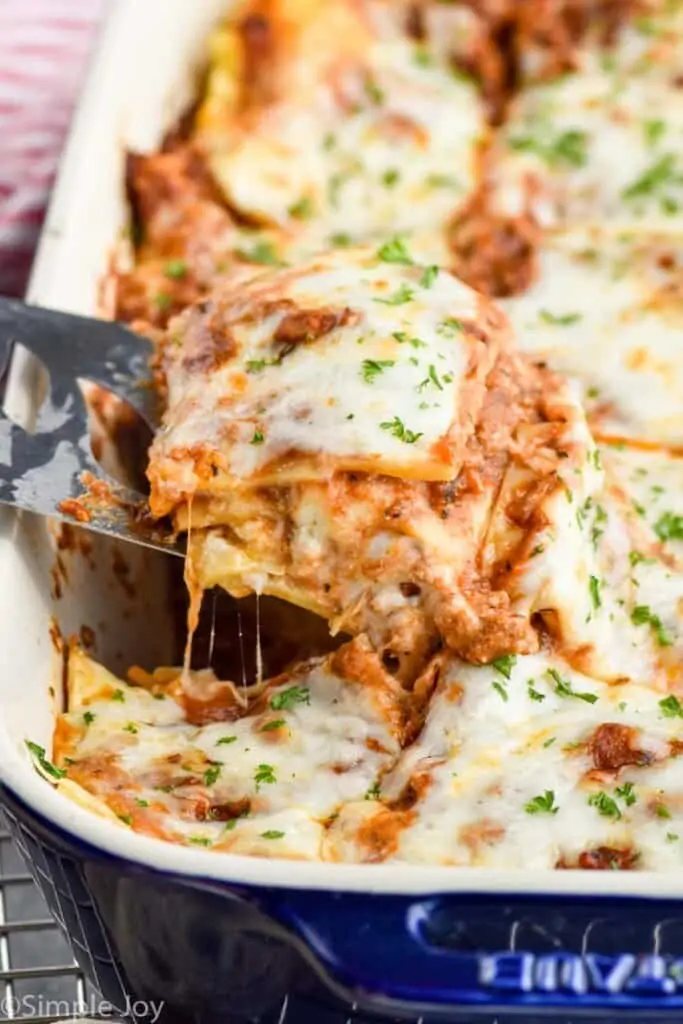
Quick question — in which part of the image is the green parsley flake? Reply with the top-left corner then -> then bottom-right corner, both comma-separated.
654,511 -> 683,542
527,681 -> 545,703
288,195 -> 314,219
365,781 -> 381,800
260,719 -> 286,732
491,654 -> 517,680
270,686 -> 310,711
492,680 -> 508,701
135,798 -> 149,808
630,605 -> 673,647
589,575 -> 603,610
365,78 -> 384,105
392,331 -> 426,349
83,711 -> 96,726
659,694 -> 683,718
330,232 -> 352,246
437,318 -> 463,336
380,416 -> 423,444
189,836 -> 212,846
420,265 -> 438,288
118,814 -> 133,827
382,168 -> 400,188
548,668 -> 598,704
250,430 -> 265,445
164,259 -> 188,279
254,764 -> 277,790
216,735 -> 237,745
539,310 -> 582,326
525,790 -> 558,815
25,741 -> 66,781
374,284 -> 414,306
203,765 -> 221,786
622,153 -> 678,200
112,689 -> 125,702
588,791 -> 621,820
362,359 -> 395,383
656,803 -> 672,819
510,129 -> 588,168
123,723 -> 138,735
154,292 -> 173,312
644,119 -> 666,147
236,240 -> 282,266
615,781 -> 636,807
377,237 -> 414,265
261,830 -> 285,839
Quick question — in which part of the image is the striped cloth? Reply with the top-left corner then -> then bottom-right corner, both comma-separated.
0,0 -> 106,297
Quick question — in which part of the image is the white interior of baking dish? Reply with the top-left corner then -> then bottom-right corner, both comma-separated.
2,0 -> 683,898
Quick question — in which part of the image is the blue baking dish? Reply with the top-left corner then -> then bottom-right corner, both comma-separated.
4,1 -> 683,1021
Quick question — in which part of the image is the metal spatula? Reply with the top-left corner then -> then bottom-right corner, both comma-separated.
0,296 -> 182,555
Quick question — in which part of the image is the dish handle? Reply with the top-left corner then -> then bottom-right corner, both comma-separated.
265,890 -> 683,1011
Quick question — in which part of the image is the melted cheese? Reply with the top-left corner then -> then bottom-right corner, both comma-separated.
500,230 -> 683,445
326,649 -> 683,867
196,0 -> 486,250
495,62 -> 683,232
149,244 -> 504,511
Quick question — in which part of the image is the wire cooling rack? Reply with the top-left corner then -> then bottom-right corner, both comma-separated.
0,825 -> 101,1024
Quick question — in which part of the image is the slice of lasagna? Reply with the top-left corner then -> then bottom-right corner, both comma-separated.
147,242 -> 602,672
51,638 -> 417,859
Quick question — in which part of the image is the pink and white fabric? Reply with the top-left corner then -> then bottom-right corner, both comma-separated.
0,0 -> 106,297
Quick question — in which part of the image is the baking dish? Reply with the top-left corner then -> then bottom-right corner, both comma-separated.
4,1 -> 683,1020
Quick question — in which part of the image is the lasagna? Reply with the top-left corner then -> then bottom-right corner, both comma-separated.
37,0 -> 683,868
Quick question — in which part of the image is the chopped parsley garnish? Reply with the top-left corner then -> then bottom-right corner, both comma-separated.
525,790 -> 558,815
260,718 -> 286,732
112,689 -> 125,702
615,781 -> 636,807
382,168 -> 400,188
644,119 -> 666,147
413,46 -> 432,67
83,711 -> 96,726
250,430 -> 265,445
510,128 -> 588,168
668,832 -> 680,842
189,836 -> 212,846
622,153 -> 679,200
118,814 -> 133,826
365,78 -> 384,105
527,681 -> 545,702
123,722 -> 138,735
420,265 -> 438,288
330,232 -> 352,246
135,798 -> 149,808
216,735 -> 237,745
437,317 -> 463,335
656,803 -> 672,819
236,240 -> 282,266
630,605 -> 673,647
164,259 -> 188,279
543,737 -> 556,748
377,237 -> 414,265
153,292 -> 173,312
548,668 -> 598,704
288,195 -> 314,219
530,544 -> 545,557
659,694 -> 683,718
589,791 -> 622,820
654,511 -> 683,542
365,781 -> 381,800
361,359 -> 395,383
203,765 -> 222,786
629,550 -> 648,568
261,830 -> 285,839
426,173 -> 461,189
25,741 -> 66,780
589,575 -> 603,610
246,358 -> 279,373
374,283 -> 414,306
417,365 -> 444,392
492,680 -> 508,701
392,331 -> 426,349
491,654 -> 517,680
380,416 -> 423,444
254,764 -> 277,790
322,132 -> 336,151
270,686 -> 310,711
539,310 -> 582,326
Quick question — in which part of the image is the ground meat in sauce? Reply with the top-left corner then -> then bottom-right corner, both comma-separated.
589,723 -> 649,771
558,846 -> 640,870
